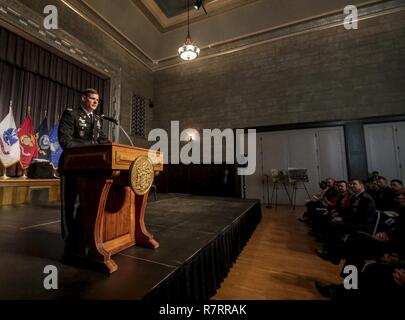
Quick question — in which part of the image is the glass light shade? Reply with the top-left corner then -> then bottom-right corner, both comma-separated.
178,37 -> 200,61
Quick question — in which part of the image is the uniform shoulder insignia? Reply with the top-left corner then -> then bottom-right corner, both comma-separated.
66,108 -> 73,112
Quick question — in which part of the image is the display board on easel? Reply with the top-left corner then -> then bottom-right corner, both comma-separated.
264,169 -> 292,209
288,168 -> 310,209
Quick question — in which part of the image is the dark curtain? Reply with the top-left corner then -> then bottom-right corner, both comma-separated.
143,201 -> 262,301
0,26 -> 110,176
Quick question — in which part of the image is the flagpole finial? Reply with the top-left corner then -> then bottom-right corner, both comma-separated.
27,106 -> 31,115
45,110 -> 47,117
9,100 -> 13,109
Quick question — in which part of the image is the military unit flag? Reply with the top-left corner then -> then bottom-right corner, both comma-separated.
36,117 -> 51,161
49,123 -> 62,168
17,115 -> 39,169
0,107 -> 21,168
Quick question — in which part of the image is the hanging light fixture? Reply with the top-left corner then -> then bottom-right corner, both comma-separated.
178,0 -> 200,61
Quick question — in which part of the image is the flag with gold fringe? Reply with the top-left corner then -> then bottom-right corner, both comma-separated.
17,115 -> 39,169
0,107 -> 20,168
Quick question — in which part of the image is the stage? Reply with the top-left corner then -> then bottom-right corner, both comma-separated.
0,194 -> 261,300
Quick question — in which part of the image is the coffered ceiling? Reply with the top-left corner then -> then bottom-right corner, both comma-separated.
132,0 -> 259,32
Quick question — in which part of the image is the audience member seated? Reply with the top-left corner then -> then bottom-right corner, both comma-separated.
314,179 -> 377,264
310,181 -> 351,239
391,179 -> 403,192
375,176 -> 396,211
300,177 -> 338,223
330,189 -> 402,271
315,187 -> 405,300
365,177 -> 379,199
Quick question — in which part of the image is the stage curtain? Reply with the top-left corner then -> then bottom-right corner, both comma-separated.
0,26 -> 109,176
143,201 -> 262,301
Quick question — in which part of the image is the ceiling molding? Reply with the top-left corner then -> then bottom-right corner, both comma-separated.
62,0 -> 155,68
0,0 -> 117,78
3,0 -> 404,73
154,0 -> 405,70
66,0 -> 400,71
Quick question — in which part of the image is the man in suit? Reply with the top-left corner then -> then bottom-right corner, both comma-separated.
58,88 -> 110,255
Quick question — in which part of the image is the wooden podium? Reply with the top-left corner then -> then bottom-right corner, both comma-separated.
63,143 -> 163,273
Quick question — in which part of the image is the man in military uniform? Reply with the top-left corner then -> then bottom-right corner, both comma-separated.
58,88 -> 110,254
315,179 -> 377,263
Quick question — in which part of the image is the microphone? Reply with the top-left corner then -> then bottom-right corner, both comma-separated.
100,114 -> 134,146
100,114 -> 119,125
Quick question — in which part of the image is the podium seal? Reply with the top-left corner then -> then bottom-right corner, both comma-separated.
129,156 -> 154,195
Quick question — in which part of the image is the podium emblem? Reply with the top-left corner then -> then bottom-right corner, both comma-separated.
129,156 -> 154,195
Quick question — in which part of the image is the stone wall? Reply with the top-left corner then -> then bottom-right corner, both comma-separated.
153,10 -> 405,133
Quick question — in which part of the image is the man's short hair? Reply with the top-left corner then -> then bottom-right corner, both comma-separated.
377,176 -> 387,182
391,179 -> 403,186
337,180 -> 347,185
83,88 -> 99,97
349,179 -> 364,185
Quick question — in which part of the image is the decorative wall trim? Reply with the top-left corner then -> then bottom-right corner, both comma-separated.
61,0 -> 154,69
246,114 -> 405,133
155,0 -> 405,70
1,1 -> 404,73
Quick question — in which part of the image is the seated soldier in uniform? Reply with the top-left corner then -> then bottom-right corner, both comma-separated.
375,176 -> 396,211
391,179 -> 403,193
316,188 -> 405,300
315,179 -> 377,264
310,181 -> 351,239
302,177 -> 338,223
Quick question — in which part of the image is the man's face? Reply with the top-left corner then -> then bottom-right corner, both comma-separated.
391,181 -> 402,191
370,180 -> 378,190
349,180 -> 364,193
82,93 -> 99,112
377,178 -> 387,189
396,190 -> 405,208
326,178 -> 334,188
337,182 -> 347,193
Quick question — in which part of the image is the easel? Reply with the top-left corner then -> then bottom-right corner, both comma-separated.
264,175 -> 271,208
290,180 -> 311,210
265,172 -> 292,209
271,179 -> 292,209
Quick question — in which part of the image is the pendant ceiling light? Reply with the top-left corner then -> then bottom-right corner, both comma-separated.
178,0 -> 200,61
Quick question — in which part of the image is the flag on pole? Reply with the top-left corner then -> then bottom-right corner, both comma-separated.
49,123 -> 62,168
17,115 -> 39,169
0,107 -> 21,168
36,117 -> 51,160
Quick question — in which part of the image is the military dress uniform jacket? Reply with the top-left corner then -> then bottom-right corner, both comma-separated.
344,191 -> 377,233
58,107 -> 110,173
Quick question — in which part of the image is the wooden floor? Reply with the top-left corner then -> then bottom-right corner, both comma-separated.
212,206 -> 343,300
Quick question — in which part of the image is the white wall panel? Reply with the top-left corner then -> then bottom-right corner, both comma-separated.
364,123 -> 401,181
245,126 -> 347,206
